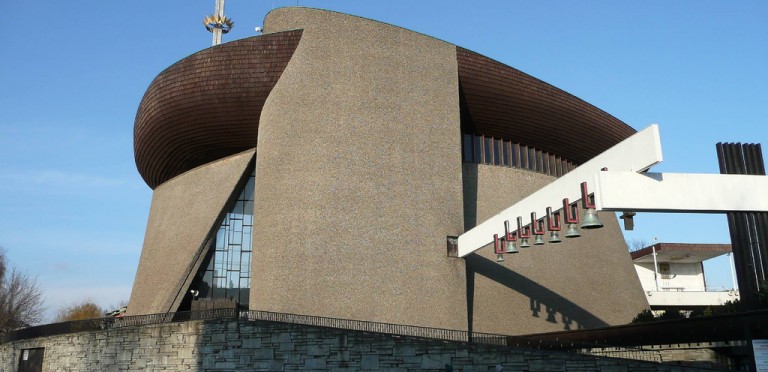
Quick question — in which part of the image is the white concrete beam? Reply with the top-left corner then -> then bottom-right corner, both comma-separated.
457,124 -> 663,257
595,172 -> 768,213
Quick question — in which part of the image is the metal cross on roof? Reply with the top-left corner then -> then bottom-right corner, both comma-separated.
204,0 -> 234,46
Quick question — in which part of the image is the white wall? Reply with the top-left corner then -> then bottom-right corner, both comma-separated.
634,262 -> 705,292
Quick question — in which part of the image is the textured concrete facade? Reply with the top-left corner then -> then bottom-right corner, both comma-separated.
127,7 -> 649,335
253,8 -> 466,329
127,150 -> 255,315
463,164 -> 649,335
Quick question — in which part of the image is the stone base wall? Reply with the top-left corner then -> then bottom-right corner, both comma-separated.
1,318 -> 702,371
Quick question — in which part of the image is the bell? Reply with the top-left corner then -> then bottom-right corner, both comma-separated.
531,213 -> 545,246
581,208 -> 603,229
504,221 -> 519,254
505,240 -> 519,254
493,233 -> 504,253
565,224 -> 580,238
517,216 -> 531,248
549,231 -> 562,243
546,207 -> 561,244
496,254 -> 505,263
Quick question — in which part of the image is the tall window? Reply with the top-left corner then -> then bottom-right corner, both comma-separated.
193,170 -> 254,308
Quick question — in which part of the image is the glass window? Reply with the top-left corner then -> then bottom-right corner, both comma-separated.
243,201 -> 254,225
473,135 -> 482,163
529,148 -> 536,171
243,177 -> 255,200
493,139 -> 502,165
520,145 -> 528,169
511,143 -> 519,168
189,169 -> 256,309
502,141 -> 510,166
232,201 -> 244,220
462,134 -> 473,162
484,136 -> 492,164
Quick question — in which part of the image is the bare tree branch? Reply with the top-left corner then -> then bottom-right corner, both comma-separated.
0,248 -> 45,333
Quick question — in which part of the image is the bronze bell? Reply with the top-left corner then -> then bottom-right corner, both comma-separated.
549,231 -> 562,243
565,224 -> 581,238
505,240 -> 519,254
581,208 -> 603,229
504,220 -> 519,254
494,233 -> 505,263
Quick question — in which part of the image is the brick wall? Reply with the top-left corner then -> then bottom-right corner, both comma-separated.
1,318 -> 701,371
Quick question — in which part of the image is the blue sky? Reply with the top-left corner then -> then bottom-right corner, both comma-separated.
1,1 -> 766,322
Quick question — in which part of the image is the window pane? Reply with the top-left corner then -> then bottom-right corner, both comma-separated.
511,143 -> 518,167
529,148 -> 536,171
473,135 -> 482,163
502,141 -> 510,166
243,177 -> 255,200
520,145 -> 528,169
232,201 -> 244,219
243,201 -> 254,225
227,271 -> 238,289
484,137 -> 492,164
494,139 -> 502,165
463,134 -> 473,162
191,168 -> 256,308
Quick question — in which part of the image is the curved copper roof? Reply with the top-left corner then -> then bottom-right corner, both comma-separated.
457,48 -> 635,165
135,21 -> 635,189
134,30 -> 303,189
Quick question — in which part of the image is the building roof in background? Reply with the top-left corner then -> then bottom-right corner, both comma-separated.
631,243 -> 732,263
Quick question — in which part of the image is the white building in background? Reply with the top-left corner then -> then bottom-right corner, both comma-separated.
631,243 -> 740,310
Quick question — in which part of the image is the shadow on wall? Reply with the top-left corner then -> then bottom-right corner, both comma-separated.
465,254 -> 609,333
461,163 -> 608,333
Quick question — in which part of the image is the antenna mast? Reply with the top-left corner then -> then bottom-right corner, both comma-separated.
204,0 -> 234,46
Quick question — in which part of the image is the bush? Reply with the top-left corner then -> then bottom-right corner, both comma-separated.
657,309 -> 685,320
55,302 -> 104,322
631,309 -> 656,323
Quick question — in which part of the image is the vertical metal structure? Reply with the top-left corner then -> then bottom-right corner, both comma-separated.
717,142 -> 768,310
204,0 -> 233,46
212,0 -> 225,46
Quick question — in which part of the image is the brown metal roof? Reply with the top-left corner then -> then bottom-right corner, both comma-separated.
135,29 -> 636,189
631,242 -> 733,263
133,30 -> 303,189
457,48 -> 636,164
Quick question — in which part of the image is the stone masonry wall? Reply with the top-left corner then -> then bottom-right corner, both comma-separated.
1,318 -> 703,371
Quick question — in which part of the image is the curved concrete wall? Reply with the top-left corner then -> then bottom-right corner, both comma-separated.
128,7 -> 648,334
463,164 -> 648,335
127,150 -> 255,315
253,8 -> 467,329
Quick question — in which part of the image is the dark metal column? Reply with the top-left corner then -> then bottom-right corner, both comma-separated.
716,142 -> 768,310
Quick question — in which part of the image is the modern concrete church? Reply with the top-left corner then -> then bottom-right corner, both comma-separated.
127,7 -> 648,336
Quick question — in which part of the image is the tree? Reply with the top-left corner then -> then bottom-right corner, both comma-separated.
631,309 -> 655,323
0,248 -> 45,333
657,309 -> 685,320
627,239 -> 650,253
55,301 -> 104,322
